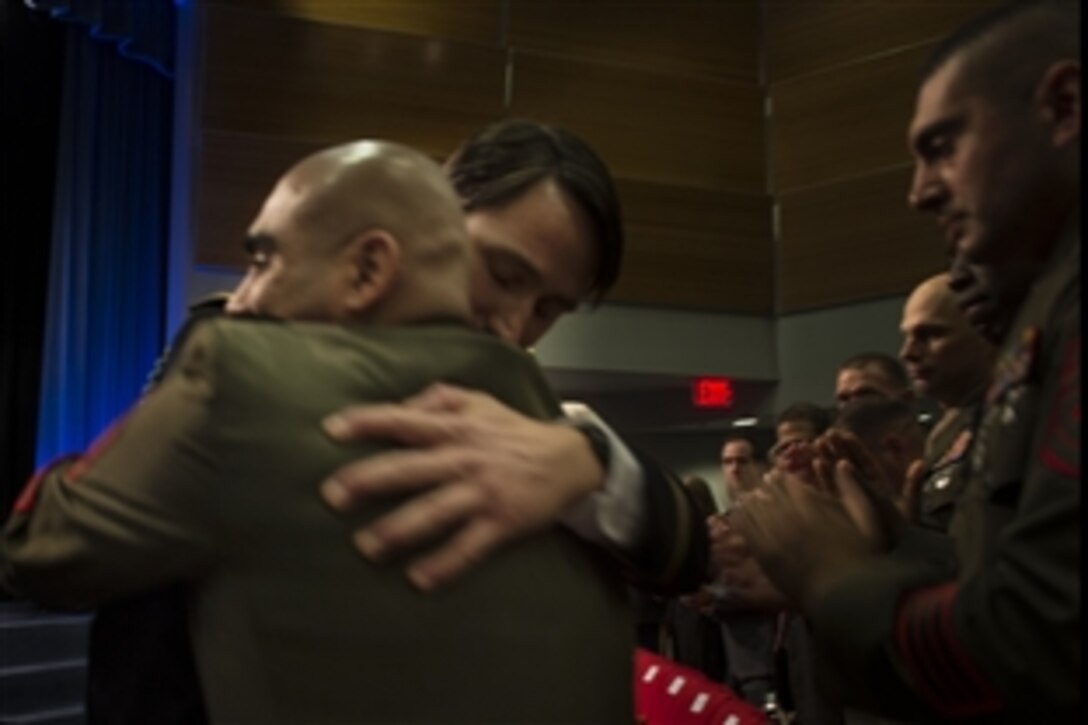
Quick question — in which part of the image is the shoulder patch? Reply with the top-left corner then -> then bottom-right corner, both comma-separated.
987,326 -> 1041,405
1039,333 -> 1080,477
936,429 -> 973,467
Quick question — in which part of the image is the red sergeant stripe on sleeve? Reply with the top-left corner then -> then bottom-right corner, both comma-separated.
1040,334 -> 1080,477
896,582 -> 1004,718
12,455 -> 80,514
61,413 -> 133,485
12,409 -> 134,514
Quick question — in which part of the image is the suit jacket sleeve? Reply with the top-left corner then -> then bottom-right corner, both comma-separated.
1,323 -> 222,609
618,450 -> 710,595
558,406 -> 709,595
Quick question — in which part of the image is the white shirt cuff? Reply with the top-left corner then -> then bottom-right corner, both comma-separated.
557,402 -> 648,551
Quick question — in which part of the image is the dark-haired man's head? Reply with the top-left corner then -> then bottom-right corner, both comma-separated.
907,1 -> 1080,343
227,140 -> 471,325
835,353 -> 913,409
772,402 -> 832,470
445,119 -> 625,348
833,398 -> 926,496
720,436 -> 760,500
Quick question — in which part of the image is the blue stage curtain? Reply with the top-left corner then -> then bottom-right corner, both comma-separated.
33,1 -> 176,466
26,0 -> 176,77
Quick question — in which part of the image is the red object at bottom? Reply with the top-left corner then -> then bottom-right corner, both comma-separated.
634,648 -> 769,725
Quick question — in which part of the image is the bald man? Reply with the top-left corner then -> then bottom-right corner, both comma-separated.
899,273 -> 995,530
2,141 -> 634,724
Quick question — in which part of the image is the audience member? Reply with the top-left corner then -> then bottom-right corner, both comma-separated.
770,402 -> 832,471
732,2 -> 1080,719
899,273 -> 996,530
769,405 -> 846,725
657,476 -> 728,682
834,353 -> 913,409
721,435 -> 762,505
833,398 -> 928,514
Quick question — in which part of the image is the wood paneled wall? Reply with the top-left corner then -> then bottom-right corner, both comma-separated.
767,0 -> 1002,311
192,0 -> 1006,315
194,0 -> 772,314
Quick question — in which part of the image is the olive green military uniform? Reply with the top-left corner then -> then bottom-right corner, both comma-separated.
4,319 -> 643,724
917,403 -> 982,532
805,223 -> 1080,722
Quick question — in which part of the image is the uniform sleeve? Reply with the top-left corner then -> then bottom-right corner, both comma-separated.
809,308 -> 1081,721
805,526 -> 958,719
934,324 -> 1080,718
1,323 -> 223,609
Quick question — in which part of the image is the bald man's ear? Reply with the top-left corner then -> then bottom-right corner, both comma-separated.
341,230 -> 401,314
1038,60 -> 1080,147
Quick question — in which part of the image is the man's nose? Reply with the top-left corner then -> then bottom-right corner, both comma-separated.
907,165 -> 945,212
488,301 -> 535,348
899,337 -> 918,362
225,282 -> 253,314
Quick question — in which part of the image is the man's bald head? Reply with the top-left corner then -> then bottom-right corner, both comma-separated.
229,140 -> 473,324
904,274 -> 967,330
276,141 -> 466,260
900,273 -> 994,406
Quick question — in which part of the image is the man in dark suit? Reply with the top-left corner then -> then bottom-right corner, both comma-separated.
2,140 -> 637,723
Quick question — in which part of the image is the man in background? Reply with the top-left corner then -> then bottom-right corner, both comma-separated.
833,398 -> 928,510
834,353 -> 913,410
770,402 -> 832,472
733,2 -> 1080,719
721,435 -> 763,506
899,273 -> 995,530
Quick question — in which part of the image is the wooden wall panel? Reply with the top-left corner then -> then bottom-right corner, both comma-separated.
768,0 -> 1004,309
778,166 -> 945,312
510,51 -> 765,193
766,1 -> 1002,83
202,5 -> 505,157
771,43 -> 931,194
207,0 -> 503,46
195,132 -> 327,269
192,0 -> 771,314
508,0 -> 759,81
610,181 -> 773,314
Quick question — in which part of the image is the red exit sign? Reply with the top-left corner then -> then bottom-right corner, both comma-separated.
692,377 -> 734,408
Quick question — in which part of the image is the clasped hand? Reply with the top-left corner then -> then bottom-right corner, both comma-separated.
318,383 -> 605,591
726,431 -> 915,610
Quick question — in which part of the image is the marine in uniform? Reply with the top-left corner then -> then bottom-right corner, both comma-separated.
730,2 -> 1080,721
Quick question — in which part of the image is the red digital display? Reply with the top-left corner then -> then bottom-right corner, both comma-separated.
692,377 -> 734,408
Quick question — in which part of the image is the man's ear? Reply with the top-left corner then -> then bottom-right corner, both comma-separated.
341,229 -> 401,314
1037,60 -> 1080,147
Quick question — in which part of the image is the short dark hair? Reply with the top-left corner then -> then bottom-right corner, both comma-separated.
721,435 -> 756,456
919,1 -> 1078,104
445,119 -> 624,304
834,398 -> 918,450
838,352 -> 910,391
776,402 -> 832,437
